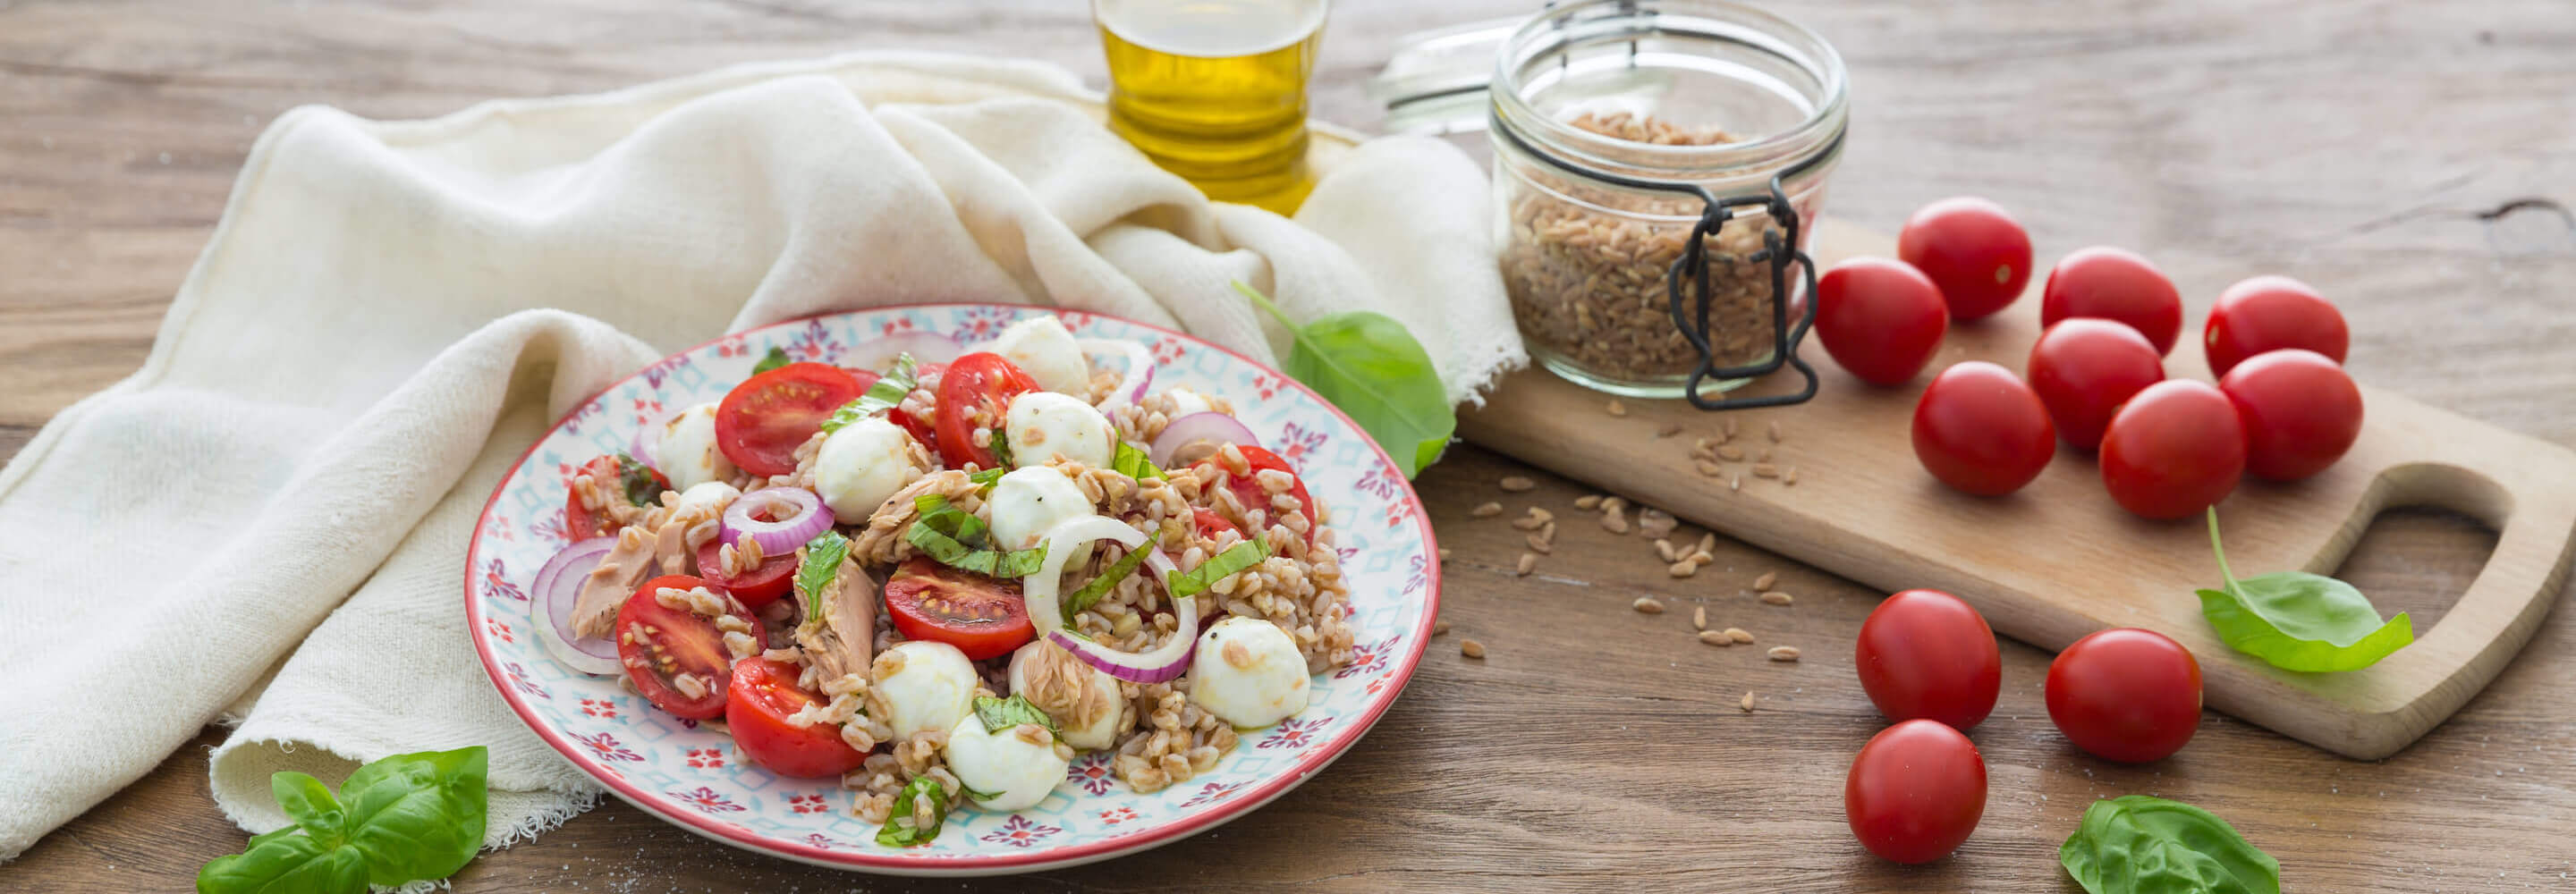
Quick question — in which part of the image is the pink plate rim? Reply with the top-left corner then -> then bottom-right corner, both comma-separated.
462,302 -> 1443,874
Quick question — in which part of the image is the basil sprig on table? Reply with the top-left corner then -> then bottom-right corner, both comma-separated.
1232,282 -> 1453,478
197,746 -> 488,894
818,353 -> 919,435
795,530 -> 852,620
874,776 -> 950,847
2197,510 -> 2413,672
904,494 -> 1047,578
2061,795 -> 2281,894
750,345 -> 792,375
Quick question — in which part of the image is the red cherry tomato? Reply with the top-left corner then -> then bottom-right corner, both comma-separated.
882,557 -> 1035,661
2205,274 -> 2349,377
2098,380 -> 2245,519
1845,719 -> 1987,864
725,656 -> 869,778
2026,319 -> 2167,451
932,353 -> 1040,470
693,534 -> 796,608
1814,257 -> 1950,386
715,363 -> 867,477
564,455 -> 670,541
613,575 -> 761,720
1196,445 -> 1318,546
2046,628 -> 2202,763
1911,361 -> 2055,496
1191,507 -> 1241,540
2220,349 -> 2364,481
2039,247 -> 2185,356
1897,197 -> 2032,322
1854,589 -> 2002,730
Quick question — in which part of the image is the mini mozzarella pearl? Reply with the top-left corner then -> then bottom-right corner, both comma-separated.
942,714 -> 1069,811
813,416 -> 922,519
874,640 -> 979,739
987,314 -> 1092,396
986,466 -> 1095,552
654,402 -> 734,490
1164,386 -> 1214,417
1007,641 -> 1126,751
1187,617 -> 1310,729
1003,391 -> 1114,468
672,481 -> 740,519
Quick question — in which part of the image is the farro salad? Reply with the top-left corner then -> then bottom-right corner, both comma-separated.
535,315 -> 1352,848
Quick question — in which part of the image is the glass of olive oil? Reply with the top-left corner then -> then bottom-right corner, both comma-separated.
1096,0 -> 1328,215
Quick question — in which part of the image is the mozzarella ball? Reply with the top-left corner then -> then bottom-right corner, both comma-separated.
654,402 -> 734,490
986,466 -> 1096,552
988,314 -> 1092,396
1007,641 -> 1127,751
1188,618 -> 1310,729
1004,392 -> 1114,468
1163,386 -> 1215,417
872,640 -> 979,739
671,481 -> 740,519
942,715 -> 1069,811
813,416 -> 923,519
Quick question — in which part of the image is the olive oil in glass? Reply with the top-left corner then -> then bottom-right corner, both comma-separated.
1097,0 -> 1327,215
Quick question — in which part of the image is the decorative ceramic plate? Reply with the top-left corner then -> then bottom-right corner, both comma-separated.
463,305 -> 1439,875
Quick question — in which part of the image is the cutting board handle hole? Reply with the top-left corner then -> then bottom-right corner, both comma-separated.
2323,462 -> 2511,635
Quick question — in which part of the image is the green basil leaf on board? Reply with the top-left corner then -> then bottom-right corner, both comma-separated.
795,530 -> 852,620
875,776 -> 951,847
2060,795 -> 2281,894
1232,282 -> 1453,478
269,772 -> 345,839
1167,540 -> 1269,598
973,694 -> 1063,738
751,345 -> 792,375
197,746 -> 488,894
2198,510 -> 2412,671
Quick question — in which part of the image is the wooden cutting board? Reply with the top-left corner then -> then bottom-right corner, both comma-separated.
1459,217 -> 2576,760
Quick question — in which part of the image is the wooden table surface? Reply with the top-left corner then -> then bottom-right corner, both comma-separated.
5,0 -> 2572,890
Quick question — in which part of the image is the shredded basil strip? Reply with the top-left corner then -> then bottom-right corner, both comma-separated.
750,345 -> 792,375
973,694 -> 1063,739
987,426 -> 1015,470
905,494 -> 1046,578
1063,541 -> 1152,624
957,783 -> 1004,804
873,777 -> 948,847
794,530 -> 852,620
1167,541 -> 1270,598
818,353 -> 919,434
612,452 -> 666,507
967,467 -> 1008,491
1111,440 -> 1163,481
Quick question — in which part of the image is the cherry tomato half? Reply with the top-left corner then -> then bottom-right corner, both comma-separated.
2046,628 -> 2202,763
1198,445 -> 1318,546
1814,257 -> 1951,386
2098,380 -> 2245,519
2027,319 -> 2166,451
1191,507 -> 1241,540
1911,361 -> 2055,496
715,362 -> 867,477
1855,589 -> 2002,730
725,656 -> 869,778
1845,719 -> 1987,864
564,454 -> 670,541
2205,274 -> 2349,377
2040,247 -> 2185,356
1897,197 -> 2033,322
933,353 -> 1040,470
614,575 -> 761,721
694,533 -> 796,608
2220,349 -> 2364,481
882,557 -> 1034,661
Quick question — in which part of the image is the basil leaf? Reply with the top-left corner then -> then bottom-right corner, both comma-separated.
958,783 -> 1005,804
874,777 -> 949,847
1167,541 -> 1269,598
612,453 -> 665,507
819,353 -> 919,435
2060,795 -> 2280,894
335,746 -> 487,887
196,828 -> 369,894
1111,440 -> 1163,481
906,494 -> 1045,578
751,346 -> 792,375
2199,510 -> 2412,672
1233,282 -> 1453,478
1063,542 -> 1151,623
796,530 -> 852,620
968,467 -> 1008,490
270,772 -> 345,842
988,426 -> 1015,471
973,694 -> 1063,739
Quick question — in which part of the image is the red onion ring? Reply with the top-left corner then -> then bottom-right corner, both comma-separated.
1148,411 -> 1261,468
534,537 -> 623,675
722,487 -> 835,556
1077,338 -> 1155,410
1022,516 -> 1198,684
845,332 -> 962,373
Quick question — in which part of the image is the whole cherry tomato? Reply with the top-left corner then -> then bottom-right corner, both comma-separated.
2026,318 -> 2166,451
2098,380 -> 2244,519
2046,628 -> 2202,763
2205,274 -> 2349,376
2040,246 -> 2184,356
1855,589 -> 2002,730
1898,198 -> 2033,322
2220,349 -> 2364,480
1815,257 -> 1950,386
1845,719 -> 1987,864
1911,361 -> 2055,496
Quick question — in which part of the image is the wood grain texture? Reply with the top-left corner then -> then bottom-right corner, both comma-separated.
1462,217 -> 2576,760
3,0 -> 2572,891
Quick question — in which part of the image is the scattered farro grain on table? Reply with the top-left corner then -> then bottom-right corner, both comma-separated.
1525,532 -> 1553,554
1437,548 -> 1452,561
1656,422 -> 1682,438
1499,476 -> 1536,493
1751,463 -> 1781,479
1724,627 -> 1754,644
1757,446 -> 1774,463
1696,460 -> 1724,477
1697,630 -> 1733,646
1600,508 -> 1631,534
1461,639 -> 1486,659
1692,605 -> 1707,630
1767,645 -> 1801,662
1471,502 -> 1503,518
1433,620 -> 1450,636
1653,538 -> 1675,562
1599,495 -> 1627,514
1767,419 -> 1783,443
1784,467 -> 1799,486
1697,533 -> 1718,556
1741,691 -> 1757,713
1666,561 -> 1698,578
1752,570 -> 1777,591
1575,493 -> 1603,510
1724,417 -> 1739,439
1689,551 -> 1715,567
1511,508 -> 1552,530
1632,596 -> 1666,614
1515,552 -> 1538,576
1716,444 -> 1746,461
1606,398 -> 1628,417
1637,509 -> 1677,537
1760,591 -> 1794,606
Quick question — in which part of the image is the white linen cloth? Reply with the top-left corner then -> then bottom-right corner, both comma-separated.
0,50 -> 1517,860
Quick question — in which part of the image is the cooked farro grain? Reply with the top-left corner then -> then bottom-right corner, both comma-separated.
1760,591 -> 1794,606
1112,682 -> 1236,793
1767,645 -> 1801,662
1515,552 -> 1538,576
1752,570 -> 1777,591
1631,596 -> 1665,614
1471,502 -> 1504,518
1667,561 -> 1698,578
1461,638 -> 1487,659
1499,476 -> 1537,493
1725,627 -> 1754,644
1697,630 -> 1733,646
